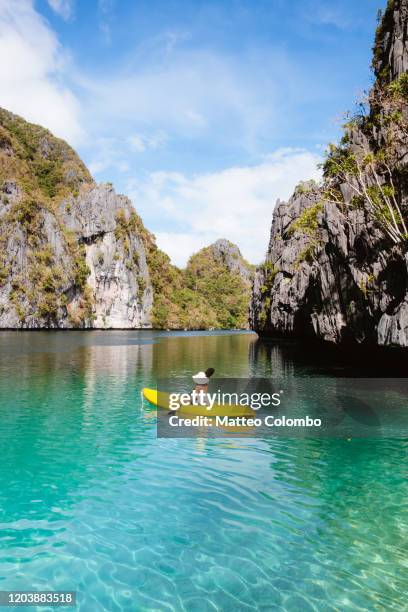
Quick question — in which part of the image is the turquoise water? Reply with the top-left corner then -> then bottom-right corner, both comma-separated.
0,331 -> 407,611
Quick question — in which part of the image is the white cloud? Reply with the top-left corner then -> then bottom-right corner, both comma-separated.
88,131 -> 168,176
128,135 -> 146,153
0,2 -> 326,270
47,0 -> 74,20
303,1 -> 350,29
98,0 -> 114,12
155,232 -> 216,266
78,43 -> 295,154
128,131 -> 167,153
88,137 -> 130,175
0,0 -> 83,145
98,0 -> 115,44
127,148 -> 322,267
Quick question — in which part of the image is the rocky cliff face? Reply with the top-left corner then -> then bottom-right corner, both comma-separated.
250,0 -> 408,348
0,108 -> 152,328
206,239 -> 253,283
60,186 -> 152,328
0,108 -> 253,330
374,0 -> 408,81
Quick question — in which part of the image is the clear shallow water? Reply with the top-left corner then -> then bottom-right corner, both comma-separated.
0,331 -> 407,611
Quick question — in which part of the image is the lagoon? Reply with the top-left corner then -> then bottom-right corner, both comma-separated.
0,330 -> 407,611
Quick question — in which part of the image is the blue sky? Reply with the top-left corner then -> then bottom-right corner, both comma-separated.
0,0 -> 384,264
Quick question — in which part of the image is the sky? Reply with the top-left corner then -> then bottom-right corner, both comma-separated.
0,0 -> 385,265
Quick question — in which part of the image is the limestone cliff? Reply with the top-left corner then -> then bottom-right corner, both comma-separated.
0,108 -> 152,328
0,108 -> 252,330
250,0 -> 408,348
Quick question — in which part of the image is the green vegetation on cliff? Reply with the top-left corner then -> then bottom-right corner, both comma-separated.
183,241 -> 253,329
322,74 -> 408,245
0,108 -> 92,204
142,234 -> 253,330
0,108 -> 94,327
250,0 -> 408,348
0,108 -> 253,329
112,203 -> 254,329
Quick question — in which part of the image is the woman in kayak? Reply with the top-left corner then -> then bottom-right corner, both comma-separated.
168,368 -> 215,414
191,368 -> 215,405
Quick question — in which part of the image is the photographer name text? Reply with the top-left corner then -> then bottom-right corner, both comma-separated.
168,415 -> 322,428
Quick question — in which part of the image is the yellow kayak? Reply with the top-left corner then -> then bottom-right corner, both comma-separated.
142,388 -> 256,417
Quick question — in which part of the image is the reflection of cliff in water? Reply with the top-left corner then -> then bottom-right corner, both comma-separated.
249,337 -> 408,377
150,331 -> 256,379
0,332 -> 154,529
248,338 -> 408,441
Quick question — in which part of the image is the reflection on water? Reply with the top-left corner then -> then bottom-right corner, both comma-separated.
0,331 -> 407,611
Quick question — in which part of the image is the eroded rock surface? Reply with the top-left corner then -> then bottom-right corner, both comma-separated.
250,1 -> 408,349
0,107 -> 153,328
